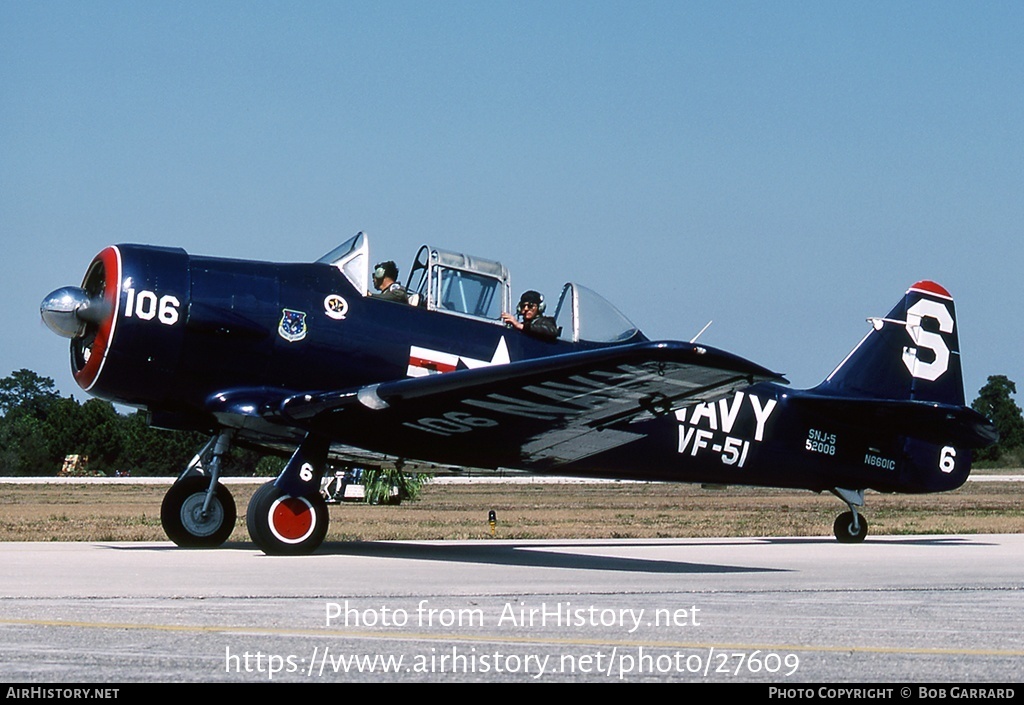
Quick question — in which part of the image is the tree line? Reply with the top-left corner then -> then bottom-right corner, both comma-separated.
1,368 -> 1022,476
0,369 -> 265,476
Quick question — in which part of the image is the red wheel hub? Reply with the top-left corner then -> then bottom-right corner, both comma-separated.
268,496 -> 315,543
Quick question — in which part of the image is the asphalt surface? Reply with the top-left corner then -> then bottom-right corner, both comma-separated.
0,534 -> 1022,684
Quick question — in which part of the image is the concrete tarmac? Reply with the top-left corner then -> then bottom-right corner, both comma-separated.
0,535 -> 1022,684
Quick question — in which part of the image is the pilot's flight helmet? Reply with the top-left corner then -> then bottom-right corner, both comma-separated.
373,261 -> 399,284
518,290 -> 545,314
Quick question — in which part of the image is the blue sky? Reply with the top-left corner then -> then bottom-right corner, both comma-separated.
2,1 -> 1022,405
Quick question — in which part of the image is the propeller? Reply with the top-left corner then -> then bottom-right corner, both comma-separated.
40,286 -> 113,339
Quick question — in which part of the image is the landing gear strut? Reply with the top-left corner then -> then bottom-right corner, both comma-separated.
830,488 -> 868,543
160,431 -> 236,548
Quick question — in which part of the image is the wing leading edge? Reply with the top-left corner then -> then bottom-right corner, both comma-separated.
276,341 -> 786,469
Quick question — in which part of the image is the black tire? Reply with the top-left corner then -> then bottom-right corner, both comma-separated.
833,511 -> 868,543
246,481 -> 329,555
160,476 -> 236,548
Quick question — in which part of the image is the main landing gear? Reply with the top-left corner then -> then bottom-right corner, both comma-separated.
245,432 -> 331,555
158,430 -> 331,557
245,481 -> 329,555
160,432 -> 237,547
160,430 -> 332,554
830,488 -> 868,543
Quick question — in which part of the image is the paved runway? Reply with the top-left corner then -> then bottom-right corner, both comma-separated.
1,535 -> 1022,683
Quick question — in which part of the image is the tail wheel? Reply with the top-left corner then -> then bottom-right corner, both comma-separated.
833,511 -> 868,543
246,481 -> 329,555
160,476 -> 237,548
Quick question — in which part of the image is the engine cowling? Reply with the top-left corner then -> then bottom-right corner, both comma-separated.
42,245 -> 191,404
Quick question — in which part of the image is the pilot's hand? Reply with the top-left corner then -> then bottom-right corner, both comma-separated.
501,312 -> 522,330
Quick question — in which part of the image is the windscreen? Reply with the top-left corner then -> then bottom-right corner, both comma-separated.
553,283 -> 641,343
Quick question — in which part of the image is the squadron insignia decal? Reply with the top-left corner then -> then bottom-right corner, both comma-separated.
324,295 -> 349,320
278,309 -> 308,342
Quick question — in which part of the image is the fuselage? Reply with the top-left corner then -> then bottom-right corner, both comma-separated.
61,244 -> 974,497
78,245 -> 594,411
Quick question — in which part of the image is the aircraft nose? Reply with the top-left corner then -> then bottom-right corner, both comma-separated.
40,286 -> 111,339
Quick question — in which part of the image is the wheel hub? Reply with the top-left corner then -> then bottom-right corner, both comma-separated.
268,496 -> 316,544
180,492 -> 224,537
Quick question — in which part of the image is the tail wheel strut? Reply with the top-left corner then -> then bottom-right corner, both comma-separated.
831,488 -> 868,543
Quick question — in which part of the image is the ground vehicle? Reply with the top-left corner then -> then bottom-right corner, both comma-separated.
320,467 -> 401,505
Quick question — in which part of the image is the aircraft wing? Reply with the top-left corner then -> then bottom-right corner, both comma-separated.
275,341 -> 786,469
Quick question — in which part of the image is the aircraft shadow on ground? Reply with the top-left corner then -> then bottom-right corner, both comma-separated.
299,535 -> 992,571
763,536 -> 993,547
107,535 -> 992,574
108,540 -> 779,573
293,540 -> 786,574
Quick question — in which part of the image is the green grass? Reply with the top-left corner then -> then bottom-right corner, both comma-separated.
0,478 -> 1021,542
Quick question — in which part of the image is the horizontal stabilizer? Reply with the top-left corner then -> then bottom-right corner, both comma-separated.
790,395 -> 998,449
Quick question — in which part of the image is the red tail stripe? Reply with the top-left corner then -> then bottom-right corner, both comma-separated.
909,280 -> 952,299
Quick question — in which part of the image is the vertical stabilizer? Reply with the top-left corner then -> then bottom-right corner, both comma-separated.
815,281 -> 965,405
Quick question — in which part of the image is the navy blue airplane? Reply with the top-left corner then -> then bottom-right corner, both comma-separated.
40,232 -> 997,554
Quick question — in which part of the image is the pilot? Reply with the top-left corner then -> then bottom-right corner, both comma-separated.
502,290 -> 560,341
371,261 -> 409,304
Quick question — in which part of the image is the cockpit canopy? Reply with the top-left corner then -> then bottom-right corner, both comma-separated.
406,245 -> 511,321
318,232 -> 644,344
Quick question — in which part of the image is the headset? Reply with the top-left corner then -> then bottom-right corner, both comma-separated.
373,261 -> 398,285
